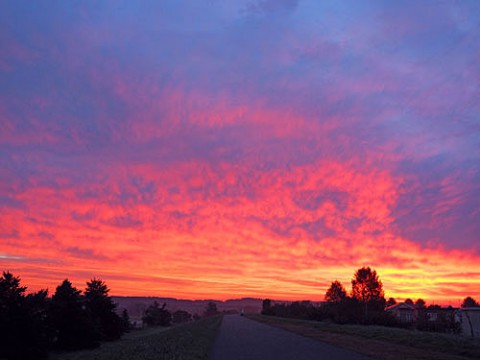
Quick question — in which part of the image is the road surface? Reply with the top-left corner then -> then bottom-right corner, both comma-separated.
211,315 -> 366,360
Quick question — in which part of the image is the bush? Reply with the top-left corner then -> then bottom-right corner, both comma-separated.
142,301 -> 172,326
173,309 -> 192,324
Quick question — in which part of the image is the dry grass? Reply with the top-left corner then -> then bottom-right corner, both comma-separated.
51,315 -> 223,360
248,314 -> 480,360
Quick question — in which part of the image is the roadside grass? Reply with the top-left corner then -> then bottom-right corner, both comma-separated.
51,315 -> 223,360
248,314 -> 480,360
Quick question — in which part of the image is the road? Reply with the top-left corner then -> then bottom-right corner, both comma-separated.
210,315 -> 366,360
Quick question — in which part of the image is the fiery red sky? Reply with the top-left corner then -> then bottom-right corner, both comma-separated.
1,1 -> 480,304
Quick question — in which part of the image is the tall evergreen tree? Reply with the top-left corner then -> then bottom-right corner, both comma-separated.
49,279 -> 98,350
85,278 -> 123,340
0,272 -> 49,359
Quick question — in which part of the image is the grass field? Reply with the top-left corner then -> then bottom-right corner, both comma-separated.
51,315 -> 223,360
248,314 -> 480,360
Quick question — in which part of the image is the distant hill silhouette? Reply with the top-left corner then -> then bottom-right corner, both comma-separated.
112,297 -> 263,319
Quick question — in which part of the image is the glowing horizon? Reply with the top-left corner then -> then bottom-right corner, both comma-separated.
1,1 -> 479,306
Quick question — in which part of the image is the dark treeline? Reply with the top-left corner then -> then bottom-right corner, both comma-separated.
141,300 -> 218,327
262,266 -> 476,333
0,271 -> 130,360
262,267 -> 389,325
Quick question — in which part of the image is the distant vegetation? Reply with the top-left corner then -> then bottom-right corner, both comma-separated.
142,301 -> 172,327
463,296 -> 479,308
111,296 -> 261,320
203,301 -> 220,317
262,267 -> 389,325
262,266 -> 478,334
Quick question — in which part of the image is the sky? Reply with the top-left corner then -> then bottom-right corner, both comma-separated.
1,0 -> 479,304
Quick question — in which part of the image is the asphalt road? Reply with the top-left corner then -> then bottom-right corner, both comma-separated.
210,315 -> 366,360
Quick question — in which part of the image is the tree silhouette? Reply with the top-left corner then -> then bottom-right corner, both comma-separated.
415,298 -> 426,309
204,301 -> 219,317
0,271 -> 26,299
405,298 -> 414,305
121,308 -> 132,331
462,296 -> 479,308
49,279 -> 98,350
262,299 -> 273,315
85,278 -> 123,340
142,301 -> 172,326
386,297 -> 396,307
325,281 -> 347,303
351,267 -> 385,323
414,298 -> 428,330
0,272 -> 49,359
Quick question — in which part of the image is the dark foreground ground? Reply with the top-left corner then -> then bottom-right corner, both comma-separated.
49,314 -> 480,360
51,316 -> 222,360
249,315 -> 480,360
210,314 -> 366,360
